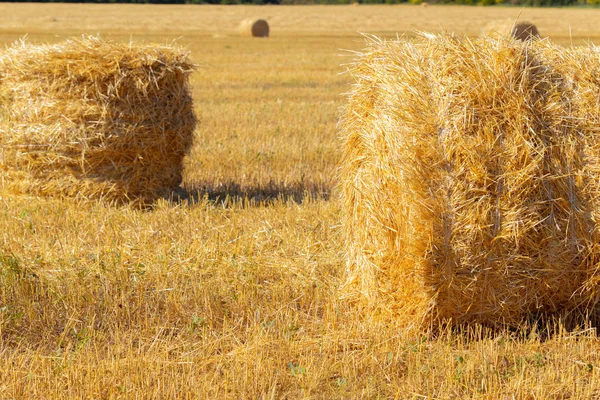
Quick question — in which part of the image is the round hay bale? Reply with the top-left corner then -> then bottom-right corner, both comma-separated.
238,19 -> 270,38
421,2 -> 429,7
0,36 -> 197,205
481,19 -> 541,41
339,34 -> 600,328
512,21 -> 540,41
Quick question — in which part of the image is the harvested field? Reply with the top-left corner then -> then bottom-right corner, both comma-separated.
0,3 -> 596,43
2,4 -> 600,399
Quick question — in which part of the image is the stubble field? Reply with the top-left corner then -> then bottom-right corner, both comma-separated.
2,3 -> 600,398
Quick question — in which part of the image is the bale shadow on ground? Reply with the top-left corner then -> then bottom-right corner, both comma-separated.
428,307 -> 600,343
165,179 -> 332,207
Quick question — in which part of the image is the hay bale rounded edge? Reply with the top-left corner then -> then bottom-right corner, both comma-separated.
482,19 -> 541,41
339,34 -> 600,328
238,19 -> 270,38
0,36 -> 197,204
512,21 -> 540,41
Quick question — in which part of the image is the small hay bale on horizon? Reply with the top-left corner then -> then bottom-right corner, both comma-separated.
481,19 -> 541,41
339,34 -> 600,329
0,36 -> 197,204
238,19 -> 270,38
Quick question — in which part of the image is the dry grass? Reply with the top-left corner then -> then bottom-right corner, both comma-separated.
3,4 -> 600,399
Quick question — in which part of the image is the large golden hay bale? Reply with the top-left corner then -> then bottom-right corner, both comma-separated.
339,34 -> 600,328
482,19 -> 541,41
238,19 -> 270,38
0,36 -> 196,204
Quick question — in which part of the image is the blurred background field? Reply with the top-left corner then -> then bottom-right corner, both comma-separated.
0,3 -> 599,40
2,4 -> 600,398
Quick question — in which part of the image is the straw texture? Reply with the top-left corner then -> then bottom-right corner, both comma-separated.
339,34 -> 600,327
0,36 -> 196,204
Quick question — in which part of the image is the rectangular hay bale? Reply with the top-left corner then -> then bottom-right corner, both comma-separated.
0,36 -> 196,204
339,34 -> 600,327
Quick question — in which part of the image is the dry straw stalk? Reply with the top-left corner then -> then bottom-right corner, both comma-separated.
339,34 -> 600,328
0,35 -> 196,204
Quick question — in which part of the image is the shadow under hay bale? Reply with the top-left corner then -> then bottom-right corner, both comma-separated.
482,19 -> 541,41
0,36 -> 197,205
339,34 -> 600,329
166,179 -> 331,207
238,19 -> 270,38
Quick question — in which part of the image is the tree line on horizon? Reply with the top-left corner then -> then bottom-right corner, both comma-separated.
0,0 -> 590,6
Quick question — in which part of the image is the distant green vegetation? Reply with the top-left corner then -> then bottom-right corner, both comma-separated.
0,0 -> 591,5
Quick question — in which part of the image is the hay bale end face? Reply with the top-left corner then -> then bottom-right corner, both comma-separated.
512,22 -> 540,41
0,36 -> 197,204
482,19 -> 541,41
238,19 -> 270,38
339,34 -> 600,328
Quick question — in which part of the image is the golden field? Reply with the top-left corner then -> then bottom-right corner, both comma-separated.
2,3 -> 600,398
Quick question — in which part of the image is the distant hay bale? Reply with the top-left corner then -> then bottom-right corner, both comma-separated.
339,34 -> 600,328
482,19 -> 541,41
0,36 -> 196,204
238,19 -> 270,38
512,22 -> 540,41
421,2 -> 429,7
